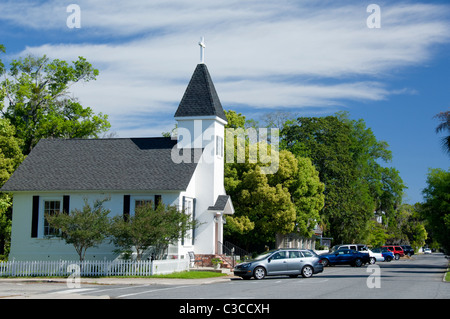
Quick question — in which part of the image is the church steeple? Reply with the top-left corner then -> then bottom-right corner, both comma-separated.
174,63 -> 227,122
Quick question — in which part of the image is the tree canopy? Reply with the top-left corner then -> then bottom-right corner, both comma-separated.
0,118 -> 24,257
434,111 -> 450,155
281,112 -> 405,243
223,110 -> 324,251
224,110 -> 409,249
421,168 -> 450,253
1,52 -> 110,154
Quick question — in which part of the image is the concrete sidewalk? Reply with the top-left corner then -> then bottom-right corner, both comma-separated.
0,267 -> 237,286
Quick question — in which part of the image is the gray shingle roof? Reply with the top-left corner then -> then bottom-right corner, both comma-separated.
208,195 -> 234,215
174,64 -> 227,122
0,138 -> 202,192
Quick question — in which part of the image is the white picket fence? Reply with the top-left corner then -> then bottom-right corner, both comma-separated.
0,259 -> 190,277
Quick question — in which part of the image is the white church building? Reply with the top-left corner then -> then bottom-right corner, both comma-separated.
1,51 -> 234,263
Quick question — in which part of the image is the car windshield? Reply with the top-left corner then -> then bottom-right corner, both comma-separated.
253,251 -> 274,261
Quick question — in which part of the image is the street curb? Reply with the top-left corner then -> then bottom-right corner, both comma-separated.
0,274 -> 238,286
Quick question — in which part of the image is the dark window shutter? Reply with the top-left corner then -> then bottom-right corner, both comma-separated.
63,195 -> 70,214
192,198 -> 196,245
155,195 -> 162,208
181,196 -> 185,246
31,196 -> 39,238
123,195 -> 130,221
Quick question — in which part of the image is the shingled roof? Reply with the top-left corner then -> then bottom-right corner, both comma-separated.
208,195 -> 234,215
0,138 -> 202,192
174,63 -> 227,122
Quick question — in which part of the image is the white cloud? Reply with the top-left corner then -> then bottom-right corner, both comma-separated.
2,0 -> 449,136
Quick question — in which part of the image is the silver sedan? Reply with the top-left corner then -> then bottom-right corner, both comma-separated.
233,249 -> 324,280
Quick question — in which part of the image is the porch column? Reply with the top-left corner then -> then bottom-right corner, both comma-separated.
214,212 -> 223,255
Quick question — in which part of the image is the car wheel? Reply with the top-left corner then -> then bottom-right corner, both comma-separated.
385,256 -> 392,262
395,254 -> 400,260
369,257 -> 376,265
301,265 -> 314,278
354,258 -> 363,267
253,267 -> 266,280
321,259 -> 329,267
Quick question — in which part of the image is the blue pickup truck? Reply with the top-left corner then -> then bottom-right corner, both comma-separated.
319,248 -> 371,267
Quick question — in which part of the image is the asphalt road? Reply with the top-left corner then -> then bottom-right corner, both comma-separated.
1,253 -> 449,301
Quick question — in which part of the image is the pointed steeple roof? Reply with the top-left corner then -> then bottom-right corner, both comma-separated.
175,64 -> 227,122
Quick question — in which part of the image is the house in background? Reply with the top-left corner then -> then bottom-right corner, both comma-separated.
1,62 -> 234,262
275,225 -> 327,251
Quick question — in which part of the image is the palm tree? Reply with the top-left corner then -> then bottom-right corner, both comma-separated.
434,111 -> 450,155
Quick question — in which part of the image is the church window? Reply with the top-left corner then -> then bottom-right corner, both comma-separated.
43,200 -> 61,236
135,200 -> 153,209
216,136 -> 223,157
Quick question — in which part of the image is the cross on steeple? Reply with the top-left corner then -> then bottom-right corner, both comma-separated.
199,37 -> 206,64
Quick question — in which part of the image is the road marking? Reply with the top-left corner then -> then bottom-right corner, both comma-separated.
117,285 -> 194,298
298,279 -> 329,284
51,288 -> 96,294
77,284 -> 151,295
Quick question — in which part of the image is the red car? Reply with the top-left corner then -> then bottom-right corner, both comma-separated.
382,245 -> 405,260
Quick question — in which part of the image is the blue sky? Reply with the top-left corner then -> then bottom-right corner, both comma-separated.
0,0 -> 449,204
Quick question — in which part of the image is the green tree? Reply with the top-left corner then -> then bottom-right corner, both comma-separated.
366,220 -> 388,248
110,203 -> 197,260
224,110 -> 324,251
281,115 -> 360,243
1,53 -> 110,154
0,118 -> 25,186
45,199 -> 111,261
225,159 -> 296,251
421,168 -> 450,253
386,203 -> 427,251
0,118 -> 24,257
0,44 -> 5,74
281,114 -> 404,244
0,194 -> 12,259
269,154 -> 324,237
434,111 -> 450,155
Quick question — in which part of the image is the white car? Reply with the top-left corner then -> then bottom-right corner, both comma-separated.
423,248 -> 432,254
368,249 -> 384,264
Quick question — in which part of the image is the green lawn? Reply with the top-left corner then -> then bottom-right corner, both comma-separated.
107,270 -> 228,279
149,271 -> 228,279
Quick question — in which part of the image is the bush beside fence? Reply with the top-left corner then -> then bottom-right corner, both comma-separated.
0,259 -> 190,277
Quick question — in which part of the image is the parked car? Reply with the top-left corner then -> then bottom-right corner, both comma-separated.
423,248 -> 432,254
330,244 -> 368,253
233,249 -> 323,280
382,245 -> 405,260
401,245 -> 414,257
319,248 -> 371,267
372,247 -> 394,262
367,249 -> 384,263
